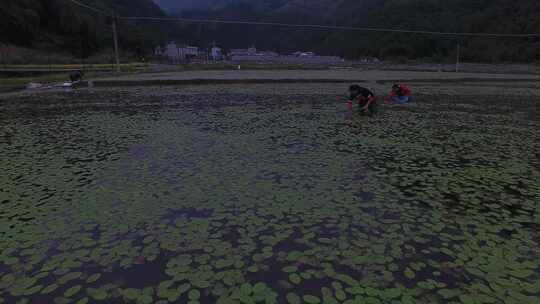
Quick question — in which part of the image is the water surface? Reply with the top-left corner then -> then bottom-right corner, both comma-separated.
0,90 -> 539,304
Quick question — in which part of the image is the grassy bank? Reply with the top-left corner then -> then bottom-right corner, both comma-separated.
0,74 -> 70,92
0,63 -> 149,71
0,64 -> 147,92
155,62 -> 339,71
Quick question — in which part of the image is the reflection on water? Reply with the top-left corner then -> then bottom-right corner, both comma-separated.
0,91 -> 539,303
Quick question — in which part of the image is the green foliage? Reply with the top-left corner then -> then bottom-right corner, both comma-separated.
2,0 -> 537,62
0,0 -> 188,58
179,0 -> 540,62
0,86 -> 539,303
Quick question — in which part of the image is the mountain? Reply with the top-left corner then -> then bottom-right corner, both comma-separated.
164,0 -> 540,62
154,0 -> 344,16
0,0 -> 182,58
153,0 -> 215,12
2,0 -> 538,62
153,1 -> 289,13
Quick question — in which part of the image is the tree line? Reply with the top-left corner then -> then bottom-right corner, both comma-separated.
178,0 -> 540,62
0,0 -> 188,60
1,0 -> 539,63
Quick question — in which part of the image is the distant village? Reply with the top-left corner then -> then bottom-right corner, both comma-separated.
154,42 -> 354,64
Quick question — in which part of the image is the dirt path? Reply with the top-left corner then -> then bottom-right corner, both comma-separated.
95,69 -> 540,83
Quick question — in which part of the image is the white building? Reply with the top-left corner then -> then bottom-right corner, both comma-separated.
156,42 -> 199,62
230,46 -> 257,57
211,46 -> 223,61
227,46 -> 344,64
293,51 -> 315,57
230,49 -> 248,56
247,46 -> 257,55
181,46 -> 199,59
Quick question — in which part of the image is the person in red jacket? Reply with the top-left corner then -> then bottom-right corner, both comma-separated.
347,84 -> 377,115
389,83 -> 412,104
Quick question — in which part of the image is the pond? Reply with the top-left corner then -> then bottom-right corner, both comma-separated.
0,89 -> 539,304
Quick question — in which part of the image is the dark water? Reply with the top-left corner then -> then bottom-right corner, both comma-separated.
0,91 -> 539,304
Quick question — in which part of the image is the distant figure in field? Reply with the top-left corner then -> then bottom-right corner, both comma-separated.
69,70 -> 84,83
347,84 -> 377,116
388,83 -> 412,104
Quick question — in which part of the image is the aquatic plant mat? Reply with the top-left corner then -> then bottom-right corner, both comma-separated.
1,88 -> 539,304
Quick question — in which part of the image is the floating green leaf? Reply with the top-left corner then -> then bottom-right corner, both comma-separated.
438,289 -> 459,300
189,289 -> 201,301
282,266 -> 298,273
335,289 -> 347,301
23,284 -> 43,296
286,293 -> 301,304
303,295 -> 321,304
42,284 -> 59,295
88,288 -> 107,301
123,288 -> 139,300
289,273 -> 301,285
139,294 -> 153,304
240,283 -> 253,295
75,298 -> 89,304
64,285 -> 82,298
59,272 -> 82,285
252,282 -> 267,295
86,274 -> 101,284
404,268 -> 415,279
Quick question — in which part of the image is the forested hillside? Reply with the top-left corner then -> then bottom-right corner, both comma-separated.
1,0 -> 539,62
174,0 -> 540,62
154,0 -> 337,15
0,0 -> 186,59
343,0 -> 540,61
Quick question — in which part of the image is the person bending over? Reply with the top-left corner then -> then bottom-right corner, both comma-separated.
389,83 -> 412,104
347,84 -> 377,115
